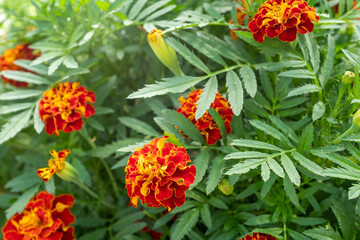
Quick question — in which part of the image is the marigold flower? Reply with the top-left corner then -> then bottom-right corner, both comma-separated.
239,232 -> 277,240
38,149 -> 79,183
39,81 -> 96,135
0,43 -> 40,87
248,0 -> 319,42
125,137 -> 196,211
2,191 -> 75,240
177,89 -> 234,145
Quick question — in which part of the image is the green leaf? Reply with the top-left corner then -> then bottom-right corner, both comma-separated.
0,109 -> 32,145
298,123 -> 313,154
226,70 -> 243,116
14,60 -> 48,75
269,115 -> 299,143
113,211 -> 145,231
1,71 -> 50,85
154,117 -> 185,145
245,214 -> 272,226
189,151 -> 209,190
312,101 -> 325,122
30,52 -> 64,66
30,41 -> 66,51
249,119 -> 291,145
114,222 -> 147,238
208,108 -> 227,142
119,117 -> 159,137
79,228 -> 107,240
72,157 -> 92,187
261,173 -> 277,199
275,97 -> 308,110
136,0 -> 171,20
144,5 -> 175,21
291,217 -> 327,226
231,139 -> 283,151
153,213 -> 173,230
224,151 -> 270,160
291,151 -> 322,175
225,158 -> 266,175
237,181 -> 262,199
162,109 -> 206,144
261,162 -> 270,182
127,76 -> 205,99
323,168 -> 360,181
287,229 -> 311,240
89,138 -> 142,158
305,32 -> 320,73
304,227 -> 342,240
331,195 -> 355,240
267,158 -> 284,178
319,35 -> 335,86
171,209 -> 200,240
128,0 -> 147,19
281,154 -> 301,186
278,69 -> 315,79
48,56 -> 65,75
63,55 -> 79,69
287,84 -> 320,97
203,3 -> 222,19
200,203 -> 212,229
0,103 -> 32,115
206,154 -> 225,194
5,171 -> 41,192
6,185 -> 39,219
208,197 -> 228,209
254,60 -> 306,71
342,49 -> 360,67
259,69 -> 274,101
314,152 -> 360,172
349,183 -> 360,199
166,37 -> 210,74
283,174 -> 300,207
239,65 -> 257,98
195,76 -> 218,120
96,1 -> 111,11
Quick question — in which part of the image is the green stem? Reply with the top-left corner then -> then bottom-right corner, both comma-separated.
79,129 -> 120,197
333,123 -> 360,144
331,83 -> 348,117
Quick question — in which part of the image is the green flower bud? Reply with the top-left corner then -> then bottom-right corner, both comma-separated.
218,179 -> 234,195
147,29 -> 183,76
56,161 -> 81,183
353,109 -> 360,128
347,24 -> 355,35
342,71 -> 355,85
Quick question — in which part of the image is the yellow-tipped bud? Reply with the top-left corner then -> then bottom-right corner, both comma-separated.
218,179 -> 234,195
147,29 -> 183,76
353,109 -> 360,128
342,71 -> 355,85
56,161 -> 81,183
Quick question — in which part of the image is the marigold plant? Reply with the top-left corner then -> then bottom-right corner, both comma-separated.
0,43 -> 40,87
1,191 -> 75,240
239,232 -> 277,240
39,82 -> 96,135
125,136 -> 196,211
248,0 -> 319,42
177,89 -> 233,145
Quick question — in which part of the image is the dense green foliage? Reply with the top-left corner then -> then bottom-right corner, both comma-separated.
0,0 -> 360,239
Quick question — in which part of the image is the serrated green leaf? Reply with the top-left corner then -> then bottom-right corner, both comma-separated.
225,158 -> 266,175
1,71 -> 50,85
261,173 -> 277,199
281,154 -> 301,186
208,197 -> 228,209
63,55 -> 79,69
249,119 -> 291,146
279,69 -> 315,79
312,101 -> 325,122
314,152 -> 360,172
14,60 -> 48,75
119,117 -> 159,137
305,32 -> 320,73
6,185 -> 39,219
245,214 -> 272,226
287,229 -> 311,240
283,174 -> 300,206
239,65 -> 257,98
113,211 -> 145,231
200,203 -> 212,229
226,70 -> 243,116
90,138 -> 141,158
275,97 -> 308,110
0,109 -> 32,145
349,183 -> 360,199
206,154 -> 225,194
259,69 -> 274,101
162,109 -> 206,144
267,158 -> 284,178
171,209 -> 199,240
304,227 -> 342,240
319,35 -> 335,87
195,76 -> 218,120
136,0 -> 170,20
189,151 -> 209,190
298,123 -> 313,154
224,151 -> 270,160
287,84 -> 320,97
79,228 -> 107,240
231,139 -> 283,151
153,213 -> 173,230
30,41 -> 66,51
237,181 -> 262,199
208,108 -> 227,143
291,217 -> 327,226
5,171 -> 41,192
254,60 -> 306,71
331,195 -> 355,239
145,5 -> 176,21
127,75 -> 205,99
48,56 -> 65,75
166,37 -> 210,74
72,157 -> 91,187
291,151 -> 322,175
261,162 -> 270,182
323,168 -> 360,181
114,222 -> 147,239
269,115 -> 299,143
0,103 -> 32,115
203,3 -> 222,19
154,117 -> 185,145
342,49 -> 360,66
30,52 -> 64,66
128,0 -> 147,19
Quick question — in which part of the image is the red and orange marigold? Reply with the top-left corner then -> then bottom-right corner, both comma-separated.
177,89 -> 234,145
239,232 -> 277,240
125,136 -> 196,211
2,191 -> 75,240
39,82 -> 96,135
0,43 -> 40,87
248,0 -> 319,42
37,149 -> 71,182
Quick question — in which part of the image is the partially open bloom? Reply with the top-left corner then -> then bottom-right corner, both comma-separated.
248,0 -> 319,42
39,82 -> 96,135
0,43 -> 40,87
38,150 -> 79,183
2,191 -> 75,240
239,232 -> 277,240
177,89 -> 234,145
125,137 -> 196,211
147,29 -> 183,76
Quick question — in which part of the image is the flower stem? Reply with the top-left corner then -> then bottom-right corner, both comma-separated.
333,124 -> 359,144
74,181 -> 116,209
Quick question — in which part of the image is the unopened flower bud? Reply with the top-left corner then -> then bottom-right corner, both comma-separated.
56,161 -> 81,183
218,179 -> 234,195
347,24 -> 355,35
353,109 -> 360,128
147,29 -> 183,76
342,71 -> 355,84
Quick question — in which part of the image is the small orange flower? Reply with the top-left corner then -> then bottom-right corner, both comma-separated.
239,232 -> 277,240
248,0 -> 319,42
37,149 -> 70,182
39,82 -> 96,135
177,89 -> 234,145
0,43 -> 40,87
125,137 -> 196,211
2,191 -> 75,240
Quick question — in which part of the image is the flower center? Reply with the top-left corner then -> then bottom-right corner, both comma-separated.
19,210 -> 42,230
